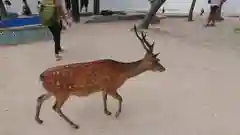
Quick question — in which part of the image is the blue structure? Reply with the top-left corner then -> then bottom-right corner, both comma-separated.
0,15 -> 41,28
0,15 -> 52,45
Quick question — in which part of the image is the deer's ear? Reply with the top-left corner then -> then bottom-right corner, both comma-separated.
153,52 -> 160,57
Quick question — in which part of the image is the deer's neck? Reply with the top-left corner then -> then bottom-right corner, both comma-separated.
123,59 -> 148,78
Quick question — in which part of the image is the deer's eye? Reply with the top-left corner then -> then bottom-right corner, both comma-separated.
152,59 -> 159,65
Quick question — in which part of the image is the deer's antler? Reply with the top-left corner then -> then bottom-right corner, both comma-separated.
133,25 -> 155,53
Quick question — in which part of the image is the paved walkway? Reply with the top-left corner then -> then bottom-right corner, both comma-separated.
1,18 -> 240,135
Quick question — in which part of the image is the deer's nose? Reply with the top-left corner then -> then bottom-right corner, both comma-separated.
160,66 -> 166,72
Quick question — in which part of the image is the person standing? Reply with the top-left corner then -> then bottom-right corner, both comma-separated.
37,1 -> 42,13
200,8 -> 204,16
80,0 -> 89,12
22,0 -> 32,16
40,0 -> 70,60
4,0 -> 14,14
4,0 -> 18,17
205,0 -> 226,27
65,0 -> 71,14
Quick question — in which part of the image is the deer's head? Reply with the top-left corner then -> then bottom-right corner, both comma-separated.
133,25 -> 166,72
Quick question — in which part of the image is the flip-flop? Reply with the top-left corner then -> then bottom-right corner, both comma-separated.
55,55 -> 62,61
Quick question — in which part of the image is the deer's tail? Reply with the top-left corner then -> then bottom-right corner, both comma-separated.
39,72 -> 45,82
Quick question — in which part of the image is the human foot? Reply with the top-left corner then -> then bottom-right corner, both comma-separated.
59,48 -> 65,53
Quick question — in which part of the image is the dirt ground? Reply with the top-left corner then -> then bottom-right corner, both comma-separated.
0,17 -> 240,135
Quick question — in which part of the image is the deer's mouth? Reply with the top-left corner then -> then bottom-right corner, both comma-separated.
152,67 -> 165,72
159,67 -> 166,72
160,69 -> 165,72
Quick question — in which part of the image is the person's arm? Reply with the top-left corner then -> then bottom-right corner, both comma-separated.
55,0 -> 68,21
220,0 -> 226,5
58,6 -> 68,20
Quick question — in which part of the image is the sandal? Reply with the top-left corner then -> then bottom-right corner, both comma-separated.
55,54 -> 62,61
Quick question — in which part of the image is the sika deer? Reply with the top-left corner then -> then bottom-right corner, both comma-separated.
35,25 -> 166,129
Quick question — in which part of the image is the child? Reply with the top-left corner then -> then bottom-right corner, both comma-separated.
205,0 -> 225,27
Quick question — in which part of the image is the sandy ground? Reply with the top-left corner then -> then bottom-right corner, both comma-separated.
0,17 -> 240,135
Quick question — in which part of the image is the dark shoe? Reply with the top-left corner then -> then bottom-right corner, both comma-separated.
204,24 -> 210,27
204,23 -> 215,27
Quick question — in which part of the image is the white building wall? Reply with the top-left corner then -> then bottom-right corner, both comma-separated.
222,0 -> 240,15
6,0 -> 240,15
7,0 -> 39,14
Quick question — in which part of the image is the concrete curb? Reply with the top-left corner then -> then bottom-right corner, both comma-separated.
84,13 -> 166,24
0,25 -> 52,45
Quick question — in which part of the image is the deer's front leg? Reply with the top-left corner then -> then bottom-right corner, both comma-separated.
53,94 -> 79,129
102,91 -> 112,116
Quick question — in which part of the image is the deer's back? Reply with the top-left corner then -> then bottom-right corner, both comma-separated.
41,59 -> 128,95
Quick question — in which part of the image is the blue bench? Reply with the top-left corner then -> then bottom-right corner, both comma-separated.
0,15 -> 52,45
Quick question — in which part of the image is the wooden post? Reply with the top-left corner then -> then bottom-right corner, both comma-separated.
138,0 -> 166,29
188,0 -> 196,21
216,5 -> 224,21
216,0 -> 226,21
71,0 -> 80,22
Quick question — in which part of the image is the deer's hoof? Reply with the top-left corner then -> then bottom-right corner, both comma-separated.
115,112 -> 121,118
104,111 -> 112,116
35,118 -> 43,124
71,124 -> 79,129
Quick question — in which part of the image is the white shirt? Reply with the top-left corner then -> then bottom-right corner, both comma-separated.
210,0 -> 221,6
5,5 -> 14,13
55,0 -> 63,6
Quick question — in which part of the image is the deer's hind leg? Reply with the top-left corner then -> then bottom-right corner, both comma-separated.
35,93 -> 52,124
52,93 -> 79,129
102,91 -> 112,116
